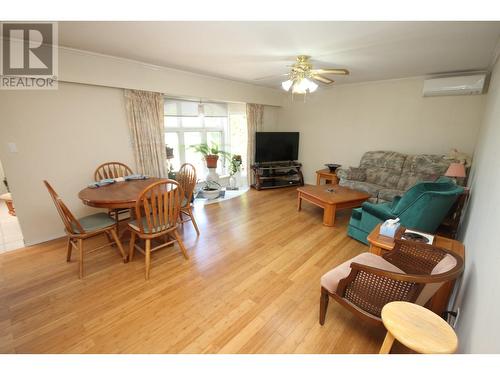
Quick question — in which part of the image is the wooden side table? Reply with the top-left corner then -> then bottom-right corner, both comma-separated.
315,168 -> 339,185
379,301 -> 458,354
367,223 -> 464,317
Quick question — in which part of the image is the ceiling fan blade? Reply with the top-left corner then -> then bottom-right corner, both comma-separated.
311,68 -> 350,75
254,73 -> 289,81
311,75 -> 334,84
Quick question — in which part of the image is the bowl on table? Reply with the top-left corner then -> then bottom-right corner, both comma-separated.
325,164 -> 341,173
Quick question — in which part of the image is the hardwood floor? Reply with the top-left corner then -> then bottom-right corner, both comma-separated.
0,187 -> 392,353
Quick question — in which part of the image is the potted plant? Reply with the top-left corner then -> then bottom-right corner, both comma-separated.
190,143 -> 230,169
228,154 -> 243,190
201,180 -> 222,200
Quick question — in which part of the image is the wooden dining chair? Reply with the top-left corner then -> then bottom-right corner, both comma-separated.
44,180 -> 127,279
176,163 -> 200,236
93,162 -> 134,232
128,179 -> 189,279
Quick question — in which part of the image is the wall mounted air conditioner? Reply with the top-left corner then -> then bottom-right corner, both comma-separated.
423,73 -> 487,97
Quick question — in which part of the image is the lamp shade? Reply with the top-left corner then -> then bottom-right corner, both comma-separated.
445,163 -> 466,178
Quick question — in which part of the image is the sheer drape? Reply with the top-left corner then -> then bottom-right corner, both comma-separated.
125,90 -> 167,177
246,103 -> 264,185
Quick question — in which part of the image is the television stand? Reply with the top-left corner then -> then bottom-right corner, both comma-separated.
251,161 -> 304,190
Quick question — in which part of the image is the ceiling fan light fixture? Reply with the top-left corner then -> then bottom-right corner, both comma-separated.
281,79 -> 293,91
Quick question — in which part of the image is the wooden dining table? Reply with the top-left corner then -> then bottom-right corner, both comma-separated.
78,177 -> 165,210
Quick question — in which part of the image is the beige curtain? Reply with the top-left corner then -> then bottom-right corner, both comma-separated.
125,89 -> 167,178
246,103 -> 264,185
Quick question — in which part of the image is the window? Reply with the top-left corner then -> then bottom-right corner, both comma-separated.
165,99 -> 229,178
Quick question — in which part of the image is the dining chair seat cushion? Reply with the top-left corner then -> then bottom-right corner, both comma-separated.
128,216 -> 170,234
72,212 -> 116,234
321,252 -> 404,294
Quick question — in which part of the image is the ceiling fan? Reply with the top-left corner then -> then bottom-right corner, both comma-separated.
258,55 -> 350,95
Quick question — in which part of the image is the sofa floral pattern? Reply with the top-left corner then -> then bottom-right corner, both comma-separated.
336,151 -> 464,203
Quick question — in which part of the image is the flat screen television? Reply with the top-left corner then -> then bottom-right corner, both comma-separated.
255,132 -> 299,163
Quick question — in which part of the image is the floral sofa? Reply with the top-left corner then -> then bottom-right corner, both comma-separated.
336,151 -> 463,203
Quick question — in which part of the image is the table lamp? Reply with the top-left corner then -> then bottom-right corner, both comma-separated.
445,162 -> 466,183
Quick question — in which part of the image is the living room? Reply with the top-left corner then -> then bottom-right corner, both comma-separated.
1,1 -> 500,371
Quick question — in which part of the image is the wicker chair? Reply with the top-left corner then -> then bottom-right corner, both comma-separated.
93,162 -> 134,233
177,163 -> 200,236
319,239 -> 464,326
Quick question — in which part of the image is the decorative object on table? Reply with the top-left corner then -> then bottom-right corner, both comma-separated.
177,163 -> 200,236
93,161 -> 135,233
444,162 -> 466,183
319,238 -> 464,327
128,180 -> 189,280
201,180 -> 222,200
401,229 -> 434,244
325,163 -> 341,172
190,142 -> 230,183
44,180 -> 127,279
379,301 -> 458,354
379,218 -> 401,238
228,154 -> 243,190
88,178 -> 116,188
347,177 -> 464,245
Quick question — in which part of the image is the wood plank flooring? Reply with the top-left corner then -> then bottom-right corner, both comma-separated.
0,187 -> 393,353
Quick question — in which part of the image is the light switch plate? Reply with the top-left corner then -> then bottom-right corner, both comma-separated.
7,142 -> 18,153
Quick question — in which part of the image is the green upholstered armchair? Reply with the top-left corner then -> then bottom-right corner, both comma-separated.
347,177 -> 464,244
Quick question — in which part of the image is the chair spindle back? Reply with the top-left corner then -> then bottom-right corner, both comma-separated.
43,180 -> 84,235
177,163 -> 197,203
94,162 -> 133,181
134,180 -> 183,234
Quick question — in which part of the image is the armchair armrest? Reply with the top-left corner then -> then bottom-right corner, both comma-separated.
336,262 -> 425,317
361,201 -> 397,221
336,167 -> 366,182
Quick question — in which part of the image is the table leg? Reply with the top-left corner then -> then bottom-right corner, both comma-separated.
323,204 -> 336,226
316,175 -> 321,185
379,331 -> 395,354
297,193 -> 302,211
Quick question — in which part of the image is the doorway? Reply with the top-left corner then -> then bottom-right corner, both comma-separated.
0,159 -> 24,252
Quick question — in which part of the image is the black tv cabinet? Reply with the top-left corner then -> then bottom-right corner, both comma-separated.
251,161 -> 304,190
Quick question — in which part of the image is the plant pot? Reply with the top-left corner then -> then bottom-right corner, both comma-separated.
205,155 -> 219,169
202,188 -> 221,200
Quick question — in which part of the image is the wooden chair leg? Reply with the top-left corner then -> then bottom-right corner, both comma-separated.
187,207 -> 200,236
319,287 -> 329,325
145,239 -> 151,280
78,238 -> 84,279
173,230 -> 189,260
66,237 -> 72,262
109,228 -> 127,262
129,231 -> 136,261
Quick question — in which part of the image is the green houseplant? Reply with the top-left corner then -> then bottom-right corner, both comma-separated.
190,143 -> 230,169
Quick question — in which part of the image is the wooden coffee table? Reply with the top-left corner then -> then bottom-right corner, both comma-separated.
297,184 -> 370,226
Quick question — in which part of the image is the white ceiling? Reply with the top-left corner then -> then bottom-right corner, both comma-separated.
58,21 -> 500,88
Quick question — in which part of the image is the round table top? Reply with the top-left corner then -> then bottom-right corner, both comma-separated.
78,177 -> 165,209
381,301 -> 458,354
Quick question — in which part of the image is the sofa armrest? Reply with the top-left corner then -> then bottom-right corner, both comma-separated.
361,201 -> 397,221
336,167 -> 367,181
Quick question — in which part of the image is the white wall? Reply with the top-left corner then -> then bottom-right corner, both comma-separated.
59,47 -> 283,106
455,59 -> 500,353
276,78 -> 485,183
0,82 -> 135,245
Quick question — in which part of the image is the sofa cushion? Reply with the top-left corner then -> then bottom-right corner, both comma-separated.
397,154 -> 452,190
365,168 -> 402,189
378,188 -> 404,203
360,151 -> 407,171
339,180 -> 382,197
321,252 -> 404,294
